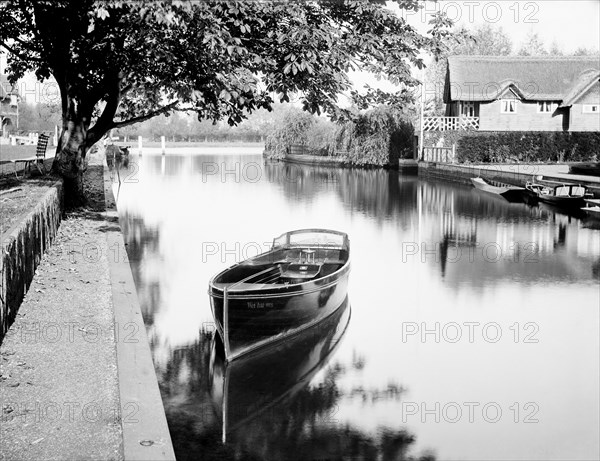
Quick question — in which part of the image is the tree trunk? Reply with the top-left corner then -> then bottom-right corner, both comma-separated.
52,119 -> 88,208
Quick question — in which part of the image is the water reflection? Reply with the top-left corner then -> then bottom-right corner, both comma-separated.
114,152 -> 599,461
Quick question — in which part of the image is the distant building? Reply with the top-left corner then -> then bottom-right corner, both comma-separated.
0,51 -> 19,137
425,55 -> 600,132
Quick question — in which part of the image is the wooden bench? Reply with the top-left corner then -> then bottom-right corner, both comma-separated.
10,133 -> 50,178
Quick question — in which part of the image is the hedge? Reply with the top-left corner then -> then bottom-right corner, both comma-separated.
456,131 -> 600,163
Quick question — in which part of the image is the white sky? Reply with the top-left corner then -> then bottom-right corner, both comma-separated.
398,0 -> 600,54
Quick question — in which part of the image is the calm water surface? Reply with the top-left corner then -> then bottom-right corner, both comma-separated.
113,148 -> 599,461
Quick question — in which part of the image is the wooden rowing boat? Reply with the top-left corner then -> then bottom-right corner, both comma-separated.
470,177 -> 525,202
208,229 -> 350,362
525,179 -> 590,208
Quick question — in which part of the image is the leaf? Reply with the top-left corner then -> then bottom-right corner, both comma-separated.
96,7 -> 109,20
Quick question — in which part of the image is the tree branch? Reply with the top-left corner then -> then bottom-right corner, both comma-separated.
11,36 -> 42,55
0,41 -> 43,63
110,101 -> 180,129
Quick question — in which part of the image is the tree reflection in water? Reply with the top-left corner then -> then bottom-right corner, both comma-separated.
157,301 -> 434,461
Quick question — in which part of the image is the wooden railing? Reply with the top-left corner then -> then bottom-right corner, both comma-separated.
423,116 -> 479,131
421,145 -> 456,163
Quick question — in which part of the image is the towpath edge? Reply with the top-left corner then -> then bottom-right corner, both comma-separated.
103,155 -> 176,461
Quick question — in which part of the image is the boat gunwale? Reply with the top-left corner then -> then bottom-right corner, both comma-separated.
208,229 -> 350,296
208,264 -> 350,299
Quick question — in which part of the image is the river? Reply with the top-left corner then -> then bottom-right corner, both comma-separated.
112,147 -> 599,461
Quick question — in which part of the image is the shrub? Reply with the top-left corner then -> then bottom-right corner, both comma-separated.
264,105 -> 415,166
334,106 -> 415,166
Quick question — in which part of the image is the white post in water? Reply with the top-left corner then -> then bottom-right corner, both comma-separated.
54,125 -> 58,146
138,136 -> 143,155
161,136 -> 166,155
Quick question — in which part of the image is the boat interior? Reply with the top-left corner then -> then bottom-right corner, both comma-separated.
213,246 -> 349,289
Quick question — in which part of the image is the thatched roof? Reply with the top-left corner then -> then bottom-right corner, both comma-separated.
560,69 -> 600,107
444,55 -> 600,103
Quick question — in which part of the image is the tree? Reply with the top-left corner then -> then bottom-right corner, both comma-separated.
573,46 -> 600,56
548,40 -> 564,56
0,0 -> 452,204
517,31 -> 547,56
425,24 -> 512,115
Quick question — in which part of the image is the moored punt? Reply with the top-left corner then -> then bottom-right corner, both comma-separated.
525,179 -> 590,208
208,229 -> 350,362
470,177 -> 526,202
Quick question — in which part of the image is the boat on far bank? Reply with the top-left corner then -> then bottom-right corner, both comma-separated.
581,198 -> 600,218
470,177 -> 526,202
525,178 -> 591,208
569,162 -> 600,177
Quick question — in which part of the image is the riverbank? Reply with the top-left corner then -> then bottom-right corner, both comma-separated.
264,152 -> 418,173
418,161 -> 600,197
0,148 -> 174,460
267,152 -> 600,195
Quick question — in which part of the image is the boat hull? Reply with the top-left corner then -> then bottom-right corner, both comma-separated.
209,297 -> 351,438
209,265 -> 349,361
470,178 -> 525,203
529,193 -> 586,208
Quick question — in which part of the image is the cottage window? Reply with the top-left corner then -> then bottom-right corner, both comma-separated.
460,101 -> 475,117
500,99 -> 516,113
583,104 -> 599,113
537,101 -> 553,113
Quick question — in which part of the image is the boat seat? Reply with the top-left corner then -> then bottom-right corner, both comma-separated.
280,263 -> 321,282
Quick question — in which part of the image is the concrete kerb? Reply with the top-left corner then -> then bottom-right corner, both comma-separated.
102,158 -> 176,460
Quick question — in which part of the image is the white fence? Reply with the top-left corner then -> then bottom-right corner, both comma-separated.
421,145 -> 456,163
423,116 -> 479,131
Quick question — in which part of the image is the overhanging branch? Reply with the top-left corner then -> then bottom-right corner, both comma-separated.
110,101 -> 180,129
0,41 -> 43,63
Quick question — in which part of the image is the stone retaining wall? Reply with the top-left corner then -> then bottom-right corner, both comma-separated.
0,181 -> 63,343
